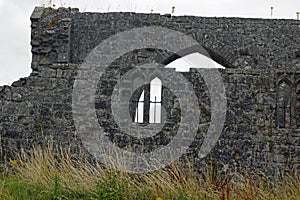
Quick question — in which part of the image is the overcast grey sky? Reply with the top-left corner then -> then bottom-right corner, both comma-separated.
0,0 -> 299,86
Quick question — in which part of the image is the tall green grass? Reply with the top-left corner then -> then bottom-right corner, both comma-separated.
0,143 -> 299,199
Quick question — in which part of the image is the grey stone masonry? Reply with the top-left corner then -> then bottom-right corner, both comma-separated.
0,7 -> 299,176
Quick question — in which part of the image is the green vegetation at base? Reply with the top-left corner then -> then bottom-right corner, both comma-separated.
0,145 -> 299,200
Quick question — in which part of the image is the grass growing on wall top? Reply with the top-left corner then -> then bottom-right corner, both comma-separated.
0,144 -> 299,200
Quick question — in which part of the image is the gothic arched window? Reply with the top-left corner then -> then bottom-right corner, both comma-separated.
133,52 -> 225,124
134,77 -> 162,124
278,80 -> 292,128
296,81 -> 300,127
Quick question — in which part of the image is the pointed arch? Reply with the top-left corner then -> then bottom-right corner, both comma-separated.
165,52 -> 225,72
163,45 -> 235,69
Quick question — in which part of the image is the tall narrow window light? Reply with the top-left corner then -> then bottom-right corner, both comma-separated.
278,80 -> 292,128
149,77 -> 162,123
134,91 -> 144,123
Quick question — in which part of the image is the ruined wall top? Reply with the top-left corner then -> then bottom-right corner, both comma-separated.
30,7 -> 300,71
